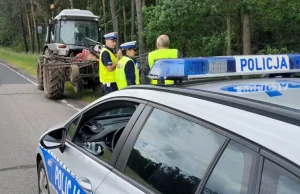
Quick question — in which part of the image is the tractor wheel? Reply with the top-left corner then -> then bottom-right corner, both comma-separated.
42,49 -> 65,99
43,66 -> 65,99
37,58 -> 44,90
92,81 -> 104,97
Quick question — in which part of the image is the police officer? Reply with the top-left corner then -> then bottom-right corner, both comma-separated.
143,34 -> 182,85
99,32 -> 122,94
115,41 -> 140,90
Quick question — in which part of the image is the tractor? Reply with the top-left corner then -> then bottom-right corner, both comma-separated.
37,9 -> 103,99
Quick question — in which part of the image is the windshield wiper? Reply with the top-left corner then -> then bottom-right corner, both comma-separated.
85,37 -> 99,44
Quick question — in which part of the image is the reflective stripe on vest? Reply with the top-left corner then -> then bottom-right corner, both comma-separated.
99,48 -> 116,83
148,49 -> 178,85
116,56 -> 140,90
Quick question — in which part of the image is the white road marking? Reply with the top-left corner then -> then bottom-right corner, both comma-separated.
61,100 -> 81,111
0,62 -> 81,112
0,62 -> 38,86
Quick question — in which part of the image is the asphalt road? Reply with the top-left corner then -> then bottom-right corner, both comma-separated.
0,62 -> 80,193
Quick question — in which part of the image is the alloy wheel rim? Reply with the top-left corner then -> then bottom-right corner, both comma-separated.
39,168 -> 48,194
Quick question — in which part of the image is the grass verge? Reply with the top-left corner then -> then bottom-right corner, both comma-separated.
0,47 -> 96,103
0,47 -> 39,76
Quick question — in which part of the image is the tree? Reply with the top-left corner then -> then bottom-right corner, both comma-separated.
110,0 -> 119,50
242,13 -> 251,54
102,0 -> 107,34
20,14 -> 29,52
69,0 -> 74,8
131,0 -> 135,40
31,0 -> 40,53
0,0 -> 300,57
238,0 -> 255,55
23,0 -> 34,53
122,0 -> 127,42
135,0 -> 145,54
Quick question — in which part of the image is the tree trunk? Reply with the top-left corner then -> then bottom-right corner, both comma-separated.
122,0 -> 127,42
110,0 -> 119,50
156,0 -> 159,5
20,14 -> 29,52
31,18 -> 35,53
135,0 -> 145,54
226,14 -> 231,55
142,0 -> 145,7
31,0 -> 40,53
102,0 -> 107,34
69,0 -> 74,9
84,0 -> 89,10
236,11 -> 242,55
24,0 -> 34,53
242,14 -> 251,55
131,0 -> 135,40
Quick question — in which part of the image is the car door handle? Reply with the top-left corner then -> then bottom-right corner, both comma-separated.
77,177 -> 93,193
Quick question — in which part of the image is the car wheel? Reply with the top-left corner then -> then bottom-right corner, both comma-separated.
38,160 -> 50,194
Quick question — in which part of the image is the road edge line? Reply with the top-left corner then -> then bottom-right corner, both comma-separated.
0,61 -> 85,112
0,62 -> 38,86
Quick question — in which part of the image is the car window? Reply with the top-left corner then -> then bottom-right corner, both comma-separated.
98,107 -> 136,117
72,101 -> 139,164
124,108 -> 227,194
66,116 -> 81,140
259,159 -> 300,194
202,140 -> 257,194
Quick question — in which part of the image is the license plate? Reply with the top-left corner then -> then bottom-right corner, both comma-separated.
208,60 -> 227,74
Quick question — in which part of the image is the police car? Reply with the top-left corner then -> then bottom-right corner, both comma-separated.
36,54 -> 300,194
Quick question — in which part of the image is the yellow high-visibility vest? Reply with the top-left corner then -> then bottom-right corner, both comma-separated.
148,49 -> 178,85
115,56 -> 140,90
99,47 -> 116,83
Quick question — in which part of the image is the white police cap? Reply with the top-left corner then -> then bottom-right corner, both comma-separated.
120,41 -> 137,50
104,32 -> 118,40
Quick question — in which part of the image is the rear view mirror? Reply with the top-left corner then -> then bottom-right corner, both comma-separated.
40,127 -> 67,150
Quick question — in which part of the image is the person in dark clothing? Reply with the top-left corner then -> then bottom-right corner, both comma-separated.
115,41 -> 140,90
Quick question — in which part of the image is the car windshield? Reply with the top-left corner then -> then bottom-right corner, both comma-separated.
60,20 -> 98,46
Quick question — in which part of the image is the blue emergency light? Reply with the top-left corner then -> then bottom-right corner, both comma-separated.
148,54 -> 300,81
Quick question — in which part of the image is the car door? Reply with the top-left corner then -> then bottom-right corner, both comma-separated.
254,150 -> 300,194
96,104 -> 231,194
96,103 -> 261,194
46,98 -> 146,194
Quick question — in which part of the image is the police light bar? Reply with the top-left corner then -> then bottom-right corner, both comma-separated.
148,54 -> 300,80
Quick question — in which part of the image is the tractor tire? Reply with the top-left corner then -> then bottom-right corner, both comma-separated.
37,58 -> 44,90
92,81 -> 104,97
42,49 -> 65,99
43,66 -> 65,99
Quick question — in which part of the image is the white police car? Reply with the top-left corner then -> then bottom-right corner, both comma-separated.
36,54 -> 300,194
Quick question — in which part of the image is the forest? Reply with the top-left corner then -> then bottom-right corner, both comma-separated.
0,0 -> 299,57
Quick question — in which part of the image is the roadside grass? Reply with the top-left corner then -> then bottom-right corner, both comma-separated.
64,83 -> 97,102
0,47 -> 96,103
0,47 -> 38,76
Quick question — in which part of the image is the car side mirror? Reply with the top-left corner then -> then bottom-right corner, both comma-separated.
40,127 -> 67,150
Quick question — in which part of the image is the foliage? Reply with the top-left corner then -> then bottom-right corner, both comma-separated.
0,0 -> 299,56
257,45 -> 295,55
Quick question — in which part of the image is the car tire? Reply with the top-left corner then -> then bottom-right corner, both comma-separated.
37,160 -> 50,194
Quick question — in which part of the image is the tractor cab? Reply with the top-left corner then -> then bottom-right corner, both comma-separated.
46,9 -> 100,53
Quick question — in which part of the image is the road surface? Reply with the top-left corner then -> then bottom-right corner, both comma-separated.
0,62 -> 81,193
